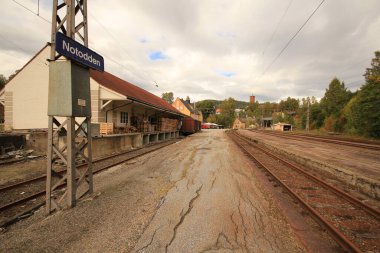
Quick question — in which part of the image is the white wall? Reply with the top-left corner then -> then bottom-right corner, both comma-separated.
5,46 -> 103,130
5,46 -> 50,129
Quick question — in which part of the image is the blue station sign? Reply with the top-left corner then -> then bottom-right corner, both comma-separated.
55,32 -> 104,71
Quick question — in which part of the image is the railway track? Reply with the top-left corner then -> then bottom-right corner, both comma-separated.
249,129 -> 380,151
0,139 -> 181,229
228,131 -> 380,253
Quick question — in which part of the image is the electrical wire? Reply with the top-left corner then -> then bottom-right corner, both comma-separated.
260,0 -> 326,78
249,0 -> 293,84
12,0 -> 50,23
261,0 -> 293,57
10,0 -> 161,89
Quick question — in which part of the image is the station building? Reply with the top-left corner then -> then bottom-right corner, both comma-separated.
172,97 -> 203,134
0,44 -> 184,157
172,97 -> 203,122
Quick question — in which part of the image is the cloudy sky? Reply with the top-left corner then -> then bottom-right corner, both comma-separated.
0,0 -> 379,103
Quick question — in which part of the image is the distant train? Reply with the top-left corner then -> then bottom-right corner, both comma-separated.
201,123 -> 223,129
180,117 -> 201,135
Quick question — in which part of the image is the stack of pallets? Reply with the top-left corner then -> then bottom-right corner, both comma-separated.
157,118 -> 178,132
100,123 -> 113,135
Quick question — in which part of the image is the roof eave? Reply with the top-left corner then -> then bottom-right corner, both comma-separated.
127,96 -> 185,117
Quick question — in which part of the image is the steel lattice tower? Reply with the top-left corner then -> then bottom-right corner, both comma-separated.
46,0 -> 93,214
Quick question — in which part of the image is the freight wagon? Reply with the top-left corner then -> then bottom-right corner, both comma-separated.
180,117 -> 201,135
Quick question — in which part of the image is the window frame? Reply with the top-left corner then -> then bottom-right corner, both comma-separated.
120,111 -> 128,124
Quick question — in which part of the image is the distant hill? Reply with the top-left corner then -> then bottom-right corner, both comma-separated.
196,99 -> 249,109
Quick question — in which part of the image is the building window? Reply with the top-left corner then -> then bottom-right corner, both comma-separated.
120,112 -> 128,124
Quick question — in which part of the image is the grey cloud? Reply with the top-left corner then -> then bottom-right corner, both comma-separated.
1,0 -> 379,103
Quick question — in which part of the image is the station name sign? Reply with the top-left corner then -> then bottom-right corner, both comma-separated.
55,32 -> 104,71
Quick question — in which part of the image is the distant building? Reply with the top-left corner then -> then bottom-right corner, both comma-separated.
233,118 -> 247,129
215,108 -> 221,115
250,95 -> 255,104
262,117 -> 273,128
273,122 -> 292,131
172,97 -> 203,122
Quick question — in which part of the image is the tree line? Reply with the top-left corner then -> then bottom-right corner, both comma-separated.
164,51 -> 379,138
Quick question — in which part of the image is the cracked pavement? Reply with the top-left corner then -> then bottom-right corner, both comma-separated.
134,130 -> 305,253
0,130 -> 306,253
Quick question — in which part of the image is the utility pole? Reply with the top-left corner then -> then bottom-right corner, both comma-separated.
46,0 -> 93,214
306,98 -> 310,133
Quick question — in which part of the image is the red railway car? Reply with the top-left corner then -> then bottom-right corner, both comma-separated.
180,117 -> 201,135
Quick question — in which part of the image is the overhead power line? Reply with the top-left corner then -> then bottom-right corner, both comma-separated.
261,0 -> 293,57
249,0 -> 293,84
260,0 -> 326,77
11,0 -> 161,89
12,0 -> 50,23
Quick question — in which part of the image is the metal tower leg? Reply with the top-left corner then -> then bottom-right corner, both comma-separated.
66,117 -> 76,207
45,116 -> 93,214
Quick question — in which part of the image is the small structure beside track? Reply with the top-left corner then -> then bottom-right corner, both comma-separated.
273,122 -> 292,131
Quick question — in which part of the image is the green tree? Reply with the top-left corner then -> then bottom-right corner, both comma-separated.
7,69 -> 19,82
0,74 -> 6,90
262,102 -> 276,117
162,92 -> 174,104
310,102 -> 325,129
196,100 -> 215,120
320,77 -> 351,117
279,97 -> 299,112
206,114 -> 217,123
347,51 -> 380,137
342,96 -> 359,135
216,97 -> 236,128
246,101 -> 261,119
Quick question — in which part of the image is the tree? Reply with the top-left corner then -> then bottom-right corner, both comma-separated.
310,102 -> 325,129
246,101 -> 260,119
206,114 -> 217,123
320,77 -> 351,117
162,92 -> 174,104
216,97 -> 236,128
7,69 -> 20,82
342,96 -> 359,135
279,97 -> 299,112
0,74 -> 6,90
346,51 -> 380,137
196,100 -> 215,120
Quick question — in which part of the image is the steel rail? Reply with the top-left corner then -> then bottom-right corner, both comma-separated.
0,139 -> 178,227
237,132 -> 380,219
229,132 -> 371,253
0,147 -> 146,193
249,129 -> 380,151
